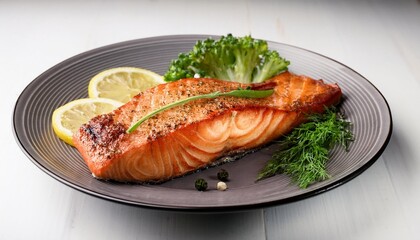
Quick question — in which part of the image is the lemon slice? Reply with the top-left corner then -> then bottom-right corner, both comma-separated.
88,67 -> 164,103
52,98 -> 123,146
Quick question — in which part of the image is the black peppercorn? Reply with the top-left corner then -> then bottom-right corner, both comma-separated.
217,169 -> 229,181
194,178 -> 208,191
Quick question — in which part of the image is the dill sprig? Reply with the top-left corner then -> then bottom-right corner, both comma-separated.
257,107 -> 354,188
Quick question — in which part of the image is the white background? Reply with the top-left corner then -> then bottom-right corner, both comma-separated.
2,0 -> 420,239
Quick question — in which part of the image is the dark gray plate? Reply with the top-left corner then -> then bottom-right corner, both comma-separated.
13,35 -> 392,211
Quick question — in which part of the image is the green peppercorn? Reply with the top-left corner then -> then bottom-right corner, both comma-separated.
195,178 -> 208,191
217,169 -> 229,181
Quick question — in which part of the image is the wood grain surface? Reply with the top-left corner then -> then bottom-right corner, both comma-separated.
2,0 -> 419,239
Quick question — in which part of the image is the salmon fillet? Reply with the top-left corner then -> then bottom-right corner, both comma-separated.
73,71 -> 342,182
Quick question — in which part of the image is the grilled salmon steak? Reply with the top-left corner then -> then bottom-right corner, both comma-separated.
73,71 -> 342,182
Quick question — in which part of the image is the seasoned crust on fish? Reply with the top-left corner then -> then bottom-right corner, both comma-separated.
73,71 -> 342,182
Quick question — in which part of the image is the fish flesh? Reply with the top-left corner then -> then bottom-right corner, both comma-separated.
73,71 -> 342,182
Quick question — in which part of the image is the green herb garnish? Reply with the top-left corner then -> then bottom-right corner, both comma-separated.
195,178 -> 208,191
217,169 -> 229,181
257,107 -> 354,188
126,88 -> 274,133
164,34 -> 289,83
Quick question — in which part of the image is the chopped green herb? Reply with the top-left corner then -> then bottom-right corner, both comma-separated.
195,178 -> 208,191
257,107 -> 354,188
217,169 -> 229,181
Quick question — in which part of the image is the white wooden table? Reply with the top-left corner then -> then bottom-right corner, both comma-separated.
2,0 -> 420,239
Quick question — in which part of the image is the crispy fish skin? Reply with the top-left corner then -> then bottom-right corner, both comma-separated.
73,72 -> 342,182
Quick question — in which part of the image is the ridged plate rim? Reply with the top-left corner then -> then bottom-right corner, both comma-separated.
12,35 -> 392,212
